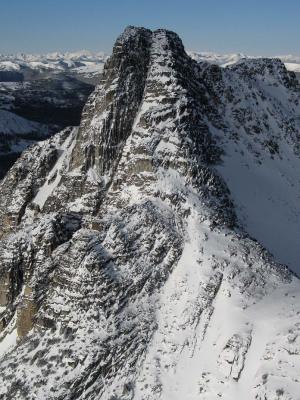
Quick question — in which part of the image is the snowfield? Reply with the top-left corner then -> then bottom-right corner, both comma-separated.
0,110 -> 48,136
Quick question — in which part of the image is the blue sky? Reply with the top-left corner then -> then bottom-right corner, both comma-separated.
1,0 -> 300,55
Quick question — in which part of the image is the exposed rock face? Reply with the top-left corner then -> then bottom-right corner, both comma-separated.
70,27 -> 152,174
16,286 -> 37,338
0,26 -> 299,400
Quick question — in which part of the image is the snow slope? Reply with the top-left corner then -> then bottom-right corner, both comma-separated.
216,137 -> 300,273
284,63 -> 300,73
202,59 -> 300,273
33,128 -> 77,208
0,110 -> 48,136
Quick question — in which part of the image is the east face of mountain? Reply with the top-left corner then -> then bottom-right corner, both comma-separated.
0,27 -> 299,400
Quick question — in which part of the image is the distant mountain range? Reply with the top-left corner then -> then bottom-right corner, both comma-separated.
188,51 -> 300,72
0,50 -> 108,82
1,50 -> 300,75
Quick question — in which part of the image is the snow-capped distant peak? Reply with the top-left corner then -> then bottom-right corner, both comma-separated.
188,51 -> 300,72
0,50 -> 108,75
188,51 -> 249,67
0,50 -> 107,62
44,50 -> 107,62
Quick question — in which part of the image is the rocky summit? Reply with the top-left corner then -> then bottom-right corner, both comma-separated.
0,26 -> 300,400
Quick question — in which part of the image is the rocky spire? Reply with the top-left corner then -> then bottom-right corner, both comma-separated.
70,26 -> 152,175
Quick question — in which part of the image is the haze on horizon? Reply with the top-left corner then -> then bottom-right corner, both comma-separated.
1,0 -> 300,56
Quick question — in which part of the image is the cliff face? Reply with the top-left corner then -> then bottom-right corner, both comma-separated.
0,27 -> 299,400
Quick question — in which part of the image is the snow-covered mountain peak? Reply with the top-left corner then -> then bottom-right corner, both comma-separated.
188,51 -> 249,66
44,50 -> 106,61
0,27 -> 299,400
